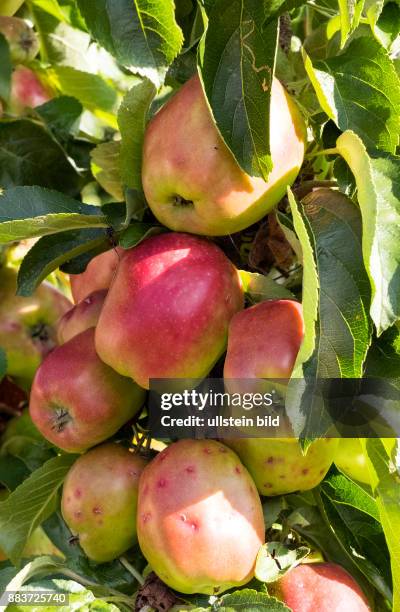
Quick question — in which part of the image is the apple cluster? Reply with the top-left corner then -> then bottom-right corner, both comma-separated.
0,59 -> 372,609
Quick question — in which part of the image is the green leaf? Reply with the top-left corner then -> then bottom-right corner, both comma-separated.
35,96 -> 83,141
17,229 -> 109,296
287,188 -> 372,437
338,0 -> 364,47
118,224 -> 165,249
4,556 -> 65,595
0,187 -> 108,244
336,130 -> 400,334
77,0 -> 183,88
0,456 -> 30,491
239,270 -> 294,303
198,1 -> 278,179
362,438 -> 400,612
49,65 -> 117,113
372,2 -> 400,50
0,120 -> 80,194
90,142 -> 124,201
0,32 -> 11,100
0,347 -> 6,381
118,78 -> 157,193
219,589 -> 291,611
255,541 -> 309,583
321,470 -> 380,521
304,37 -> 400,153
0,455 -> 77,565
365,326 -> 400,379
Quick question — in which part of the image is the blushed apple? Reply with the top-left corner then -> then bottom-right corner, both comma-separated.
69,247 -> 123,303
57,289 -> 106,344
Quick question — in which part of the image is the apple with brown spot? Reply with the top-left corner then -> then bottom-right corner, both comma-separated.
137,439 -> 265,594
95,233 -> 244,389
0,17 -> 38,63
58,289 -> 106,344
224,300 -> 338,496
29,328 -> 145,453
62,443 -> 147,563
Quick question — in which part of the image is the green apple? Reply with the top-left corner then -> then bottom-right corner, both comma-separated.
62,443 -> 147,563
0,17 -> 38,63
142,75 -> 306,236
0,265 -> 72,386
334,438 -> 396,484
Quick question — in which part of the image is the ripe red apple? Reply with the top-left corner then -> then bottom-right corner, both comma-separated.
9,65 -> 52,114
137,439 -> 265,594
271,563 -> 370,611
57,289 -> 106,345
29,328 -> 145,453
62,443 -> 147,563
69,247 -> 123,303
0,265 -> 71,385
224,300 -> 338,496
0,17 -> 39,63
142,75 -> 306,236
95,233 -> 244,389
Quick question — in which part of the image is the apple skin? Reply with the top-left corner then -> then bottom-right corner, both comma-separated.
62,443 -> 147,563
142,75 -> 306,236
0,17 -> 39,63
335,438 -> 396,484
9,66 -> 52,114
0,265 -> 72,385
69,247 -> 123,303
137,439 -> 265,595
271,563 -> 370,611
223,300 -> 338,496
29,328 -> 145,453
95,233 -> 244,389
58,289 -> 106,345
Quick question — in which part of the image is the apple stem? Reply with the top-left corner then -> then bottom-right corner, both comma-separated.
120,556 -> 145,585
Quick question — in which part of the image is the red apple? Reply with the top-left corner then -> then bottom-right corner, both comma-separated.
29,328 -> 145,453
9,66 -> 52,114
272,563 -> 370,611
69,247 -> 123,303
142,75 -> 306,236
57,289 -> 106,345
95,233 -> 244,389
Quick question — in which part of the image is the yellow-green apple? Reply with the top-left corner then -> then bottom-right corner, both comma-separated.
29,328 -> 145,453
58,289 -> 106,345
0,0 -> 24,16
62,443 -> 147,563
0,17 -> 38,63
224,300 -> 338,496
9,66 -> 52,114
142,75 -> 306,236
335,438 -> 396,485
95,233 -> 244,389
271,563 -> 370,611
0,265 -> 71,386
69,247 -> 123,303
137,439 -> 265,594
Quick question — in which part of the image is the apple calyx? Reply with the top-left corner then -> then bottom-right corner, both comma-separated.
173,195 -> 194,207
51,406 -> 73,433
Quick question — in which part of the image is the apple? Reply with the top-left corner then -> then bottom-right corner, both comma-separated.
95,232 -> 244,389
0,0 -> 24,16
58,289 -> 106,345
137,439 -> 265,594
223,300 -> 338,496
334,438 -> 396,485
0,265 -> 72,386
271,563 -> 370,611
142,75 -> 306,236
9,65 -> 52,114
29,328 -> 145,453
62,443 -> 147,563
0,17 -> 39,63
69,247 -> 123,303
